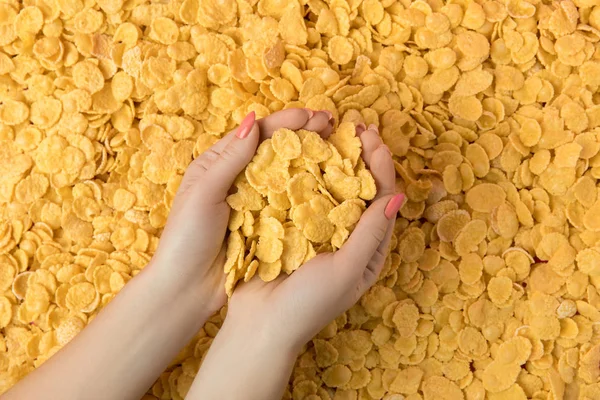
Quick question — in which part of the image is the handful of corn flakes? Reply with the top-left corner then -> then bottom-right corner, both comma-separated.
223,122 -> 376,295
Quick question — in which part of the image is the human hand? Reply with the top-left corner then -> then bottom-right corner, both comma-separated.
150,108 -> 334,316
224,124 -> 403,352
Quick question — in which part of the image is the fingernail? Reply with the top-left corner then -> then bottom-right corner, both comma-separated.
378,144 -> 392,157
236,111 -> 256,139
303,108 -> 314,118
356,123 -> 366,135
324,110 -> 333,120
368,124 -> 379,133
384,194 -> 405,220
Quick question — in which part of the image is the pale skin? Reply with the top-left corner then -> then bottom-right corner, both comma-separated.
2,108 -> 403,400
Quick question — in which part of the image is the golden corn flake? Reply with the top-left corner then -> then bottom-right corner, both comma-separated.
0,100 -> 29,126
390,366 -> 423,395
255,237 -> 283,264
328,199 -> 364,228
257,260 -> 282,282
293,195 -> 335,243
328,36 -> 354,65
281,227 -> 308,274
72,61 -> 105,94
302,131 -> 332,163
422,376 -> 463,400
272,128 -> 302,160
392,301 -> 419,338
437,210 -> 470,242
465,183 -> 506,213
24,283 -> 50,315
0,296 -> 12,329
323,364 -> 352,387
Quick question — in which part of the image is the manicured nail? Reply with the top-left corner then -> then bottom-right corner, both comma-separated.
385,194 -> 405,220
303,108 -> 314,118
236,111 -> 256,139
368,124 -> 379,133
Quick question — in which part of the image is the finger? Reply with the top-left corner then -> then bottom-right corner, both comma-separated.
300,111 -> 330,133
320,119 -> 334,138
202,131 -> 236,157
233,274 -> 268,293
356,123 -> 366,136
369,145 -> 395,200
207,108 -> 312,156
363,219 -> 395,287
355,143 -> 396,285
359,127 -> 384,168
257,108 -> 312,139
185,113 -> 260,203
334,193 -> 404,276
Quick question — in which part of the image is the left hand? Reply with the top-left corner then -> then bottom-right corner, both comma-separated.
150,108 -> 334,316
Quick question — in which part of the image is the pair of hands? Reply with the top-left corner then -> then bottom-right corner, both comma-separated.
152,108 -> 401,352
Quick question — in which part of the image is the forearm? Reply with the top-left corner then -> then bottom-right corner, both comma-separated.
3,263 -> 210,400
186,320 -> 298,400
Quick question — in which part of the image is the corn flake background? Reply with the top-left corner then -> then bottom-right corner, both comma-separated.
1,0 -> 600,399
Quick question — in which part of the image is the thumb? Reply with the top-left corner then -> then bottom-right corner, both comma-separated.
334,193 -> 405,279
188,112 -> 260,204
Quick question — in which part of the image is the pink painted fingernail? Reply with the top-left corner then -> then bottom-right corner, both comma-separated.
368,124 -> 379,133
304,108 -> 314,118
385,194 -> 405,220
236,111 -> 256,139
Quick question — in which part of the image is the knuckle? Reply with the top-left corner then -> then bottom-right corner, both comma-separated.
379,187 -> 395,198
370,224 -> 387,244
193,149 -> 219,171
362,268 -> 377,287
363,259 -> 383,286
220,144 -> 238,160
353,281 -> 363,302
371,248 -> 387,267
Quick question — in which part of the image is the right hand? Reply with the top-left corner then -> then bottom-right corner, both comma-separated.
225,125 -> 404,352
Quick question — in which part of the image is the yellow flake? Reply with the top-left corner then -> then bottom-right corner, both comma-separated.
328,36 -> 354,65
72,61 -> 105,94
257,260 -> 282,282
465,183 -> 506,213
328,199 -> 364,228
301,130 -> 332,163
0,100 -> 29,126
271,128 -> 301,160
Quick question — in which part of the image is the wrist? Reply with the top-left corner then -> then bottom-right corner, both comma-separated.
143,260 -> 215,323
188,314 -> 299,400
219,315 -> 300,363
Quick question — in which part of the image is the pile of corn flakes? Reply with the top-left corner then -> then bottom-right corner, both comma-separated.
3,0 -> 600,398
223,123 -> 376,295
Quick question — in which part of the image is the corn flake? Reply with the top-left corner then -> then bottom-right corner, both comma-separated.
465,183 -> 506,213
